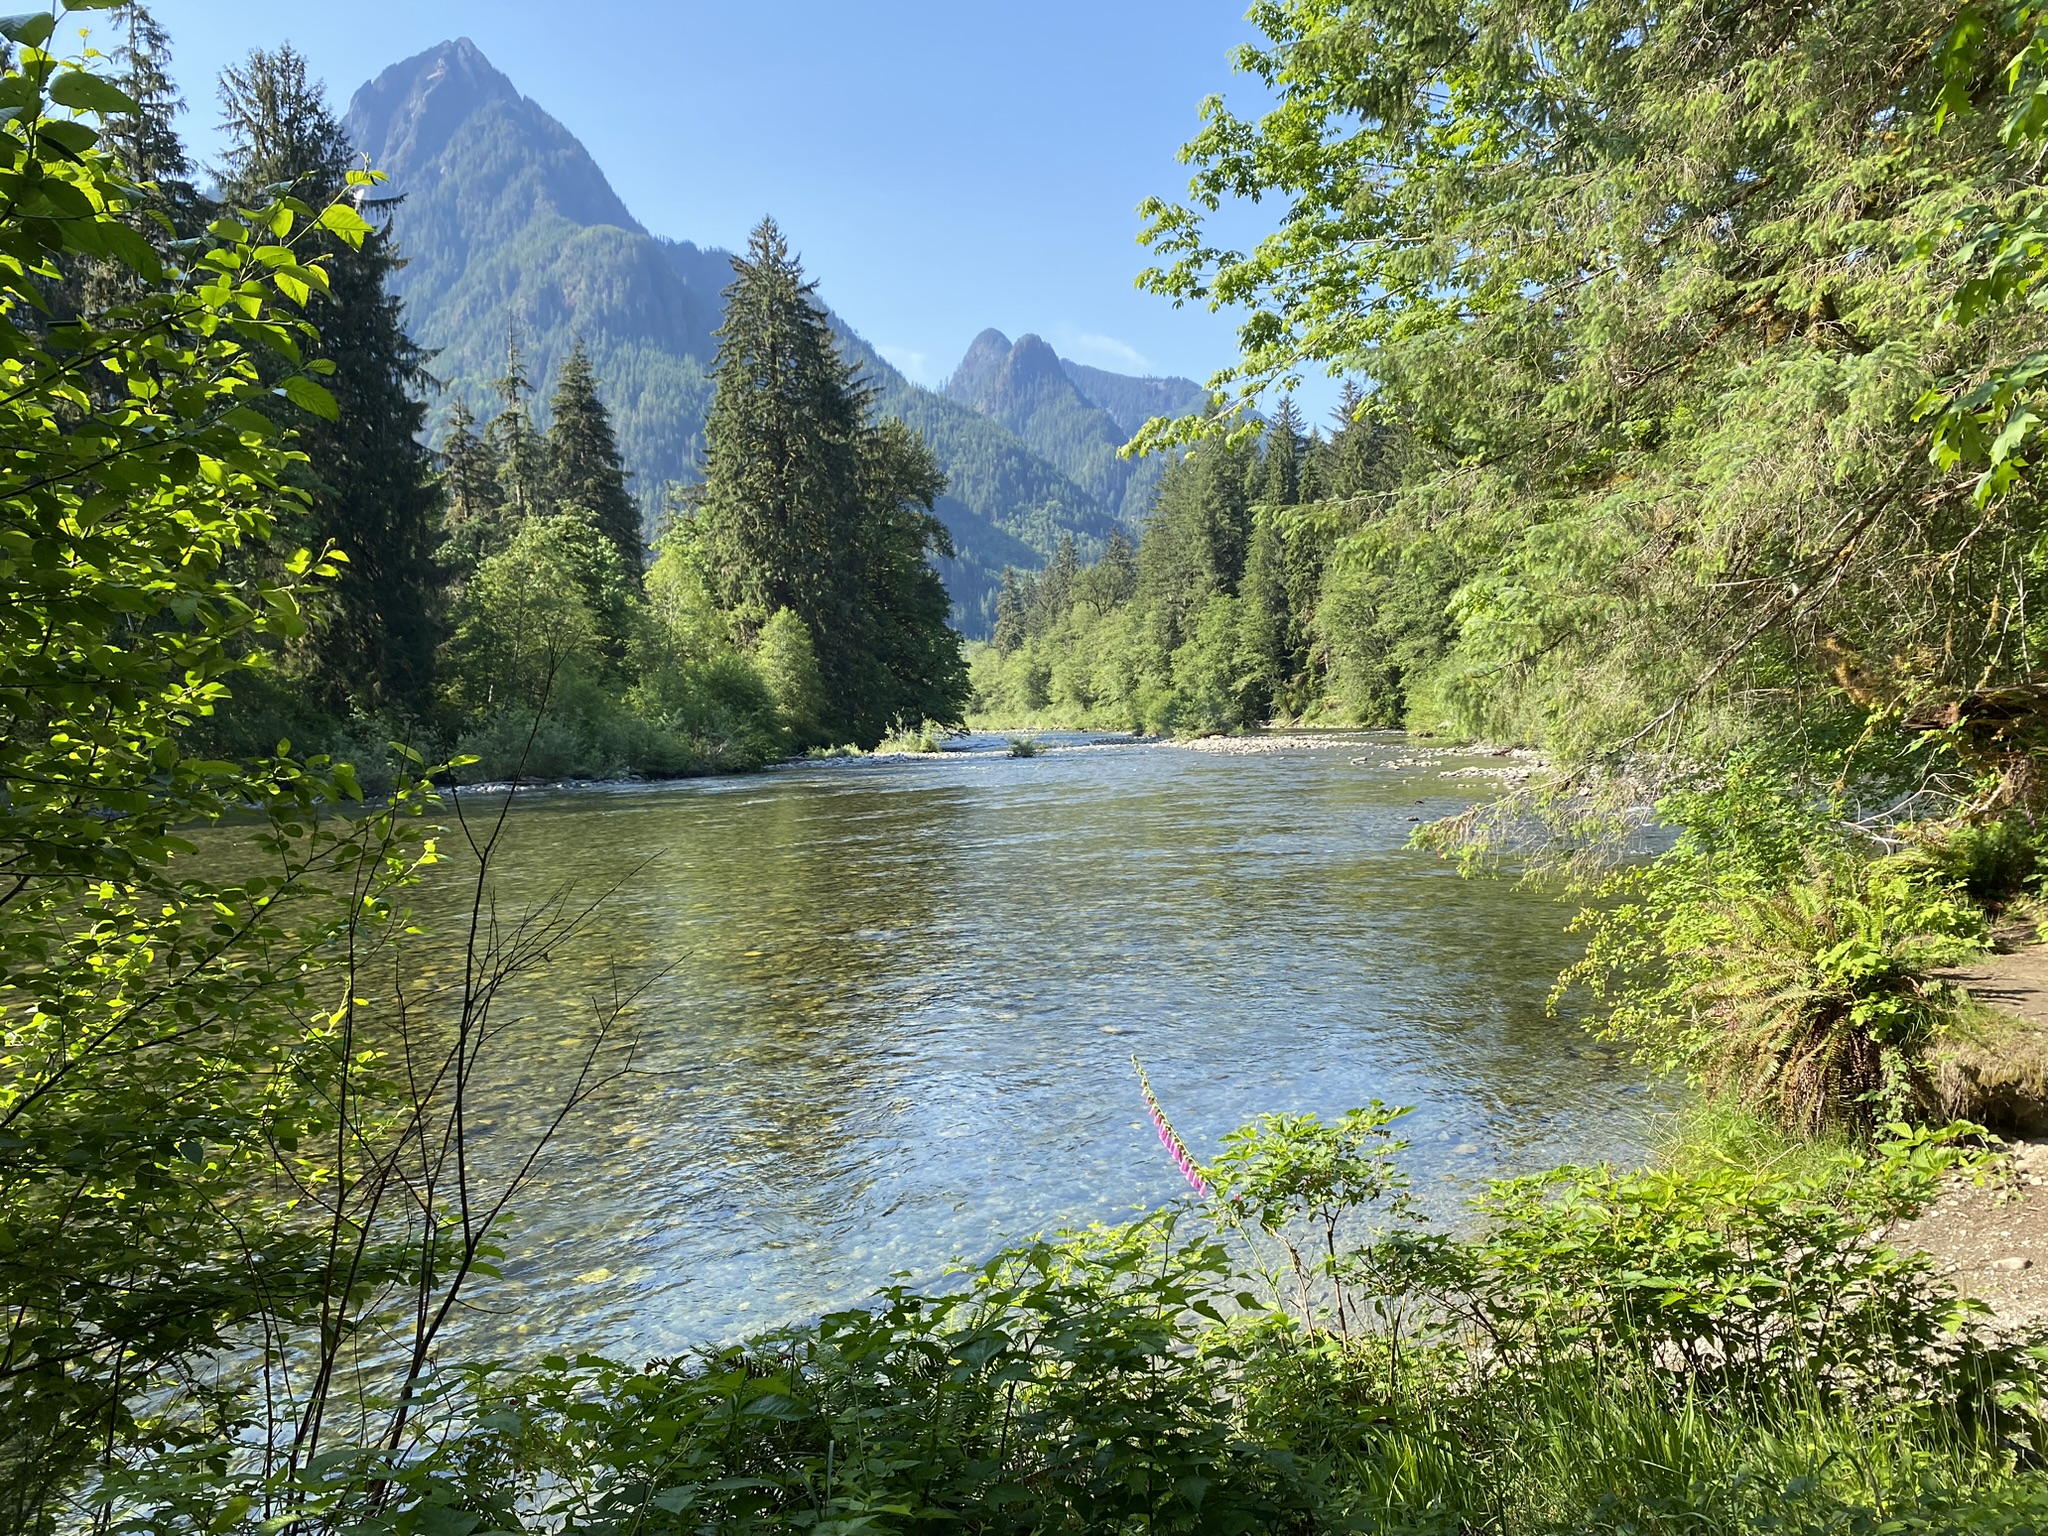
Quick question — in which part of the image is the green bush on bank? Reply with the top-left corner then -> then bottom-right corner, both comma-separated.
1552,760 -> 2007,1139
158,1114 -> 2048,1536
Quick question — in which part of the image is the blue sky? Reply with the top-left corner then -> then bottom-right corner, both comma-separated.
125,2 -> 1341,419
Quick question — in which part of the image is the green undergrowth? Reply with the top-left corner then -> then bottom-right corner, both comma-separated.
1510,755 -> 2048,1142
124,1109 -> 2048,1535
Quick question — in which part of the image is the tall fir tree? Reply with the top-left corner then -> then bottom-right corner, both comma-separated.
437,397 -> 509,574
1325,382 -> 1391,499
691,219 -> 869,707
215,45 -> 351,200
850,419 -> 969,736
217,47 -> 442,716
1297,430 -> 1327,504
1235,518 -> 1292,723
106,5 -> 203,236
992,568 -> 1027,655
690,218 -> 965,743
1259,397 -> 1304,508
1033,534 -> 1081,631
1081,528 -> 1146,614
72,6 -> 205,321
547,340 -> 643,582
1137,441 -> 1253,647
486,328 -> 548,530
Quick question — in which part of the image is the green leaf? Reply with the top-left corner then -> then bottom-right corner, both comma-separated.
280,375 -> 338,421
316,201 -> 374,245
47,70 -> 137,116
0,12 -> 55,46
35,119 -> 97,156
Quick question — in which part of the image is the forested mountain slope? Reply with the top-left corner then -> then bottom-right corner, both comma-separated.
943,329 -> 1208,524
1057,358 -> 1209,441
343,38 -> 1158,632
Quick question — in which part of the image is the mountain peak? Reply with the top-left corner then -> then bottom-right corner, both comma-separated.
942,330 -> 1171,520
944,329 -> 1069,415
346,40 -> 515,181
946,328 -> 1014,398
343,38 -> 643,236
1008,333 -> 1065,384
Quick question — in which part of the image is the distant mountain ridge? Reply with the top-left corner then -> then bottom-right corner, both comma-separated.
942,330 -> 1207,524
342,38 -> 1195,634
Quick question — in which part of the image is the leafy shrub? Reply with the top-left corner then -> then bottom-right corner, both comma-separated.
211,1114 -> 2048,1536
1563,761 -> 1988,1135
1902,815 -> 2048,908
877,721 -> 951,754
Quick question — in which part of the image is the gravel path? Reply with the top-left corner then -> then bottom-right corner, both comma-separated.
1899,941 -> 2048,1326
1894,1141 -> 2048,1327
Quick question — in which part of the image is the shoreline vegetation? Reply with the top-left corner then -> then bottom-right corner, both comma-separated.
20,1 -> 2048,1533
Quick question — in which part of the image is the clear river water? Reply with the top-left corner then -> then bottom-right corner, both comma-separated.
403,732 -> 1678,1360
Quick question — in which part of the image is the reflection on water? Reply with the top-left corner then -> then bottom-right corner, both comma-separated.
409,733 -> 1678,1358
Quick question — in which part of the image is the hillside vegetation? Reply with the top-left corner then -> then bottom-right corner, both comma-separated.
344,39 -> 1207,634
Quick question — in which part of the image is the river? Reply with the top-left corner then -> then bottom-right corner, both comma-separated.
401,731 -> 1677,1360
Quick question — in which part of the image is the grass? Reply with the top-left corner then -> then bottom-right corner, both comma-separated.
1654,1093 -> 1867,1183
875,722 -> 952,755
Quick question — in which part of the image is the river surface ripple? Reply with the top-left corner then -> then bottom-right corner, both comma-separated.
411,731 -> 1677,1358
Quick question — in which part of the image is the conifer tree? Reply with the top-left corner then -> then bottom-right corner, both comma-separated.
1091,528 -> 1140,608
547,340 -> 643,582
106,5 -> 203,236
1260,397 -> 1304,507
487,328 -> 548,530
690,219 -> 872,728
851,418 -> 969,735
437,398 -> 509,574
1297,430 -> 1327,505
1236,518 -> 1292,722
1138,441 -> 1253,646
1033,534 -> 1081,631
215,45 -> 351,201
689,219 -> 966,743
74,6 -> 205,319
217,47 -> 443,717
1325,382 -> 1391,498
993,568 -> 1027,654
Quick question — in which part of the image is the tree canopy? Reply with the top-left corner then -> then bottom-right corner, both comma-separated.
683,218 -> 967,746
1120,0 -> 2048,775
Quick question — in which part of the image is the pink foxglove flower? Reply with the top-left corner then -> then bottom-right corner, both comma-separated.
1133,1056 -> 1211,1198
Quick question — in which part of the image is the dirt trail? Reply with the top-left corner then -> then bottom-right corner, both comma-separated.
1898,942 -> 2048,1325
1940,942 -> 2048,1029
1894,1140 -> 2048,1327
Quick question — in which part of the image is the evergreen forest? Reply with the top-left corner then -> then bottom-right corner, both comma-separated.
24,2 -> 2048,1534
971,391 -> 1414,732
340,36 -> 1198,640
80,22 -> 971,778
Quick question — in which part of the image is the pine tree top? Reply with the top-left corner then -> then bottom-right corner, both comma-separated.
215,44 -> 351,206
547,339 -> 642,578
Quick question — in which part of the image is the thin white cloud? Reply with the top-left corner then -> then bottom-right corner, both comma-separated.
873,344 -> 936,385
1058,331 -> 1154,373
